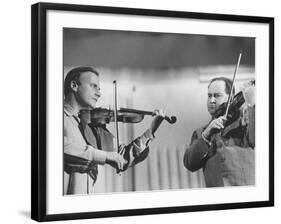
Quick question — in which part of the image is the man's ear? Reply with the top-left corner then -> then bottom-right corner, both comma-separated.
70,80 -> 79,92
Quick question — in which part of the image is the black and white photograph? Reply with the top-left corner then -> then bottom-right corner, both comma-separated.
63,28 -> 256,195
2,0 -> 281,223
30,2 -> 274,222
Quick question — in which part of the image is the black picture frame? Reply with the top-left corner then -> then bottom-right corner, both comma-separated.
31,2 -> 274,222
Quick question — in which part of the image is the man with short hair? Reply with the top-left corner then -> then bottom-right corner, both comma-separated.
64,66 -> 164,194
183,77 -> 255,187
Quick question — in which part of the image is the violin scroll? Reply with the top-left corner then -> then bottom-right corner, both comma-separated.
165,115 -> 177,124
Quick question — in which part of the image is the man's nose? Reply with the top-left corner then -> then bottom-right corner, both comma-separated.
95,89 -> 101,98
210,96 -> 216,103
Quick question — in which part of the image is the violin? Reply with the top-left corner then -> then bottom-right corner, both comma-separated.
81,107 -> 177,126
210,51 -> 245,139
213,91 -> 245,128
212,90 -> 246,139
80,80 -> 176,153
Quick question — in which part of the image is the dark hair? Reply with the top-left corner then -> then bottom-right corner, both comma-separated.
64,66 -> 99,96
208,77 -> 235,95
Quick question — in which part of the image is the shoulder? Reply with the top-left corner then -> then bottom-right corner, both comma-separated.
63,109 -> 76,131
64,109 -> 71,122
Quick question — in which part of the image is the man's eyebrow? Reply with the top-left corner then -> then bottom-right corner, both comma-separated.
208,91 -> 223,94
208,92 -> 224,96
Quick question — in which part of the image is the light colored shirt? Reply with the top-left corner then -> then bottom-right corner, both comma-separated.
64,102 -> 107,195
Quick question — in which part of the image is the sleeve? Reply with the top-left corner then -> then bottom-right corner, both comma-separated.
119,129 -> 154,171
183,129 -> 211,172
247,105 -> 255,148
64,130 -> 107,174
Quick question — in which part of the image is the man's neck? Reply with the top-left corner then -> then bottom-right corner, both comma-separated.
64,95 -> 82,116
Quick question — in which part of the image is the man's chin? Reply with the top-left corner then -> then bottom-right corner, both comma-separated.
208,109 -> 216,116
82,104 -> 95,110
89,104 -> 96,109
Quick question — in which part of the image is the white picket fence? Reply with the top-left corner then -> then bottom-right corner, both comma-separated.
93,146 -> 205,193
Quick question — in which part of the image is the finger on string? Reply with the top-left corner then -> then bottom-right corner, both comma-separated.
218,123 -> 224,129
214,123 -> 223,129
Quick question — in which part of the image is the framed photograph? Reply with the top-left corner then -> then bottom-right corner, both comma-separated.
31,2 -> 274,222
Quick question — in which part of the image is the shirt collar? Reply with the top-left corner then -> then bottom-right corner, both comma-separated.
64,102 -> 80,117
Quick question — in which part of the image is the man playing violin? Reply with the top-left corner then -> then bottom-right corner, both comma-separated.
183,77 -> 255,187
64,66 -> 165,195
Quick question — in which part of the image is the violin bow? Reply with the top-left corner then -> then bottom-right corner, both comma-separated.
113,80 -> 120,152
223,50 -> 243,119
